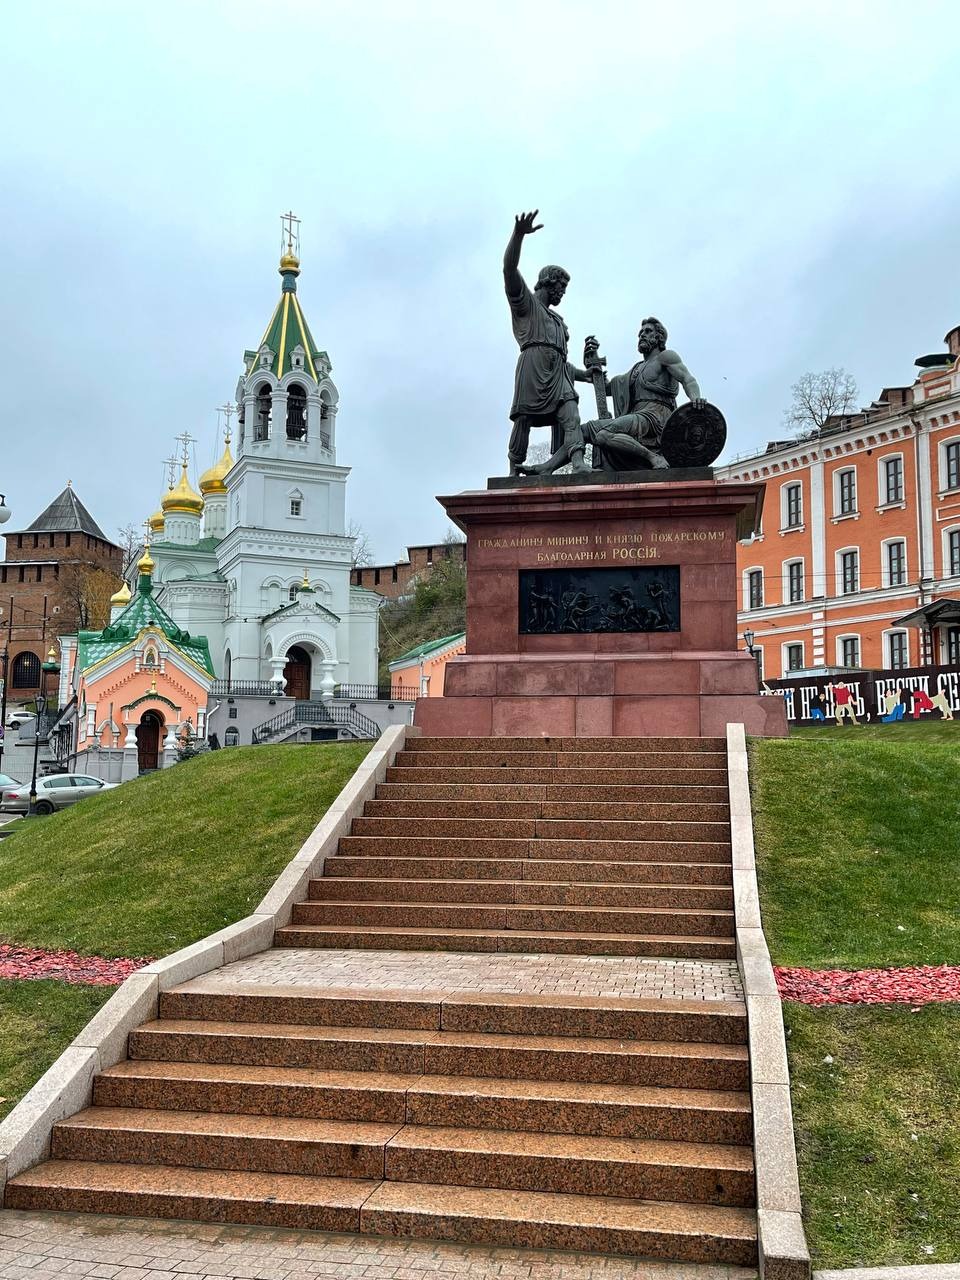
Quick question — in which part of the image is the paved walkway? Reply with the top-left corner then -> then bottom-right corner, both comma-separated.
200,948 -> 745,1002
0,1209 -> 756,1280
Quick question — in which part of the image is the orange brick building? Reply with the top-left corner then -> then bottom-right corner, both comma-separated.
717,325 -> 960,679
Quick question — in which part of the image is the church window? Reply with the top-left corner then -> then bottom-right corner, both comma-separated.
254,384 -> 272,441
12,651 -> 41,688
228,706 -> 238,719
290,498 -> 302,516
289,584 -> 299,601
286,383 -> 307,440
224,727 -> 240,747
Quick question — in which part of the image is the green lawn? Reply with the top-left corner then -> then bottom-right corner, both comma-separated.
0,980 -> 113,1121
751,724 -> 960,1267
0,743 -> 370,958
785,1003 -> 960,1266
750,722 -> 960,969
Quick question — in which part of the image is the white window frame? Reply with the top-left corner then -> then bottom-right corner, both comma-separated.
881,537 -> 908,589
940,436 -> 960,493
883,629 -> 911,670
878,452 -> 905,507
753,646 -> 764,681
836,633 -> 861,668
742,566 -> 764,611
289,498 -> 303,517
780,481 -> 803,531
834,466 -> 859,518
783,557 -> 805,604
835,545 -> 860,596
943,524 -> 960,579
782,641 -> 805,673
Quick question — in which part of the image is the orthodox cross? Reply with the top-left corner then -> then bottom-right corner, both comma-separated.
162,455 -> 179,488
174,431 -> 196,467
141,518 -> 153,549
217,402 -> 236,445
281,209 -> 301,257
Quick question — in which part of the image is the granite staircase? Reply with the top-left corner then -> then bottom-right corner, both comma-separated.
6,735 -> 757,1267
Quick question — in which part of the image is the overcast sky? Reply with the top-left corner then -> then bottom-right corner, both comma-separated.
3,1 -> 960,563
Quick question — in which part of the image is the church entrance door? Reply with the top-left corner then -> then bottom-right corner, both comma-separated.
136,712 -> 163,772
284,646 -> 311,700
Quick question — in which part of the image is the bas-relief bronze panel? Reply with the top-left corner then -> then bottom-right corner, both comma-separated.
519,566 -> 681,635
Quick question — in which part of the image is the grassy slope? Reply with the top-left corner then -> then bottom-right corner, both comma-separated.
750,722 -> 960,969
751,724 -> 960,1266
0,981 -> 113,1121
0,742 -> 370,957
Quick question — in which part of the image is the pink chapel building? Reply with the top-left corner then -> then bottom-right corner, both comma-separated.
56,546 -> 215,779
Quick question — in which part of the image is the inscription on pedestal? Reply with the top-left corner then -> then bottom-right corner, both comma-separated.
519,566 -> 681,635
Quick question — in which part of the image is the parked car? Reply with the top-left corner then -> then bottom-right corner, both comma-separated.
0,774 -> 118,815
0,772 -> 22,792
5,710 -> 35,731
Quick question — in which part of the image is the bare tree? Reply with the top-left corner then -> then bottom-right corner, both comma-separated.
56,563 -> 123,631
116,522 -> 143,575
783,369 -> 859,435
347,519 -> 373,568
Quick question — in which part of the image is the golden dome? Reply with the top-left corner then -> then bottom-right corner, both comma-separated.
161,464 -> 204,516
110,581 -> 132,607
279,250 -> 301,274
148,504 -> 166,533
198,435 -> 235,495
137,547 -> 155,575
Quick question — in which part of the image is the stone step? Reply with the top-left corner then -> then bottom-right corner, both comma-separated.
376,782 -> 731,803
407,737 -> 727,753
337,836 -> 732,864
5,1162 -> 758,1263
52,1107 -> 399,1179
362,800 -> 730,822
158,987 -> 746,1044
383,1124 -> 755,1207
394,751 -> 727,770
3,1161 -> 379,1234
350,818 -> 731,842
129,1019 -> 751,1090
290,901 -> 736,939
324,856 -> 733,885
359,1181 -> 757,1263
387,766 -> 729,786
274,923 -> 737,959
91,1062 -> 750,1148
308,878 -> 734,911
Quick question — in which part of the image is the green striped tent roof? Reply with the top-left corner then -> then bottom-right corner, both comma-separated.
244,258 -> 328,383
76,577 -> 214,677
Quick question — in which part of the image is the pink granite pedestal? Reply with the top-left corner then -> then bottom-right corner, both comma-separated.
414,478 -> 787,738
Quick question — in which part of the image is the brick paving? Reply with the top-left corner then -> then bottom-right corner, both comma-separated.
200,948 -> 744,1002
0,1210 -> 756,1280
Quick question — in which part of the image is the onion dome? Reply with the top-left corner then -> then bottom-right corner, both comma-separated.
148,502 -> 166,534
296,569 -> 314,595
161,463 -> 203,516
110,581 -> 132,608
198,435 -> 235,495
137,546 -> 155,576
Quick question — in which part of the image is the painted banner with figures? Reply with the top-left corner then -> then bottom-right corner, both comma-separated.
761,664 -> 960,726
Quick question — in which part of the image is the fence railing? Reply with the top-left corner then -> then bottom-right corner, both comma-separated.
334,683 -> 418,702
210,680 -> 277,696
252,700 -> 381,744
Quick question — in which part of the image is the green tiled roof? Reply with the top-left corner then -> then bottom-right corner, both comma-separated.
389,632 -> 465,668
76,575 -> 214,677
244,259 -> 328,383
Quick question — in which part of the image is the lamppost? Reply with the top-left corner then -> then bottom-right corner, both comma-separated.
28,646 -> 60,817
743,629 -> 761,679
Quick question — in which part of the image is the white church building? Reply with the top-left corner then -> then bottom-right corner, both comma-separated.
145,239 -> 381,711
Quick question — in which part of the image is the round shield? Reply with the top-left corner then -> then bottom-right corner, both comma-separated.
660,401 -> 727,468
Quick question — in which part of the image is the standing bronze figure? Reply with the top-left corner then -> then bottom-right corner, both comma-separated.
503,211 -> 590,475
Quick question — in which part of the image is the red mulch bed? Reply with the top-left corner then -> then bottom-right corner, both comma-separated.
775,964 -> 960,1006
0,945 -> 153,986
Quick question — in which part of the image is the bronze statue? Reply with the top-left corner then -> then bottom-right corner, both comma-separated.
503,211 -> 592,475
581,320 -> 705,471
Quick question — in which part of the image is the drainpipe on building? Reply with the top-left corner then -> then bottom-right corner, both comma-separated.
912,415 -> 935,663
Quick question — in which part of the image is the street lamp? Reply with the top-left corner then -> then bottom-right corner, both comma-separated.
0,494 -> 10,525
28,646 -> 60,817
743,629 -> 756,654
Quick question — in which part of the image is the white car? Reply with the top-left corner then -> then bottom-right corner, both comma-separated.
5,710 -> 36,731
1,773 -> 119,816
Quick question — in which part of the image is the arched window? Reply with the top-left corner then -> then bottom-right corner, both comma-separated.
288,584 -> 300,602
11,651 -> 41,688
286,383 -> 307,440
224,727 -> 240,747
254,384 -> 272,441
319,394 -> 332,449
224,649 -> 232,687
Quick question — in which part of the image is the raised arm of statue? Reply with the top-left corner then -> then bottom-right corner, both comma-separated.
503,210 -> 543,300
662,349 -> 704,409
